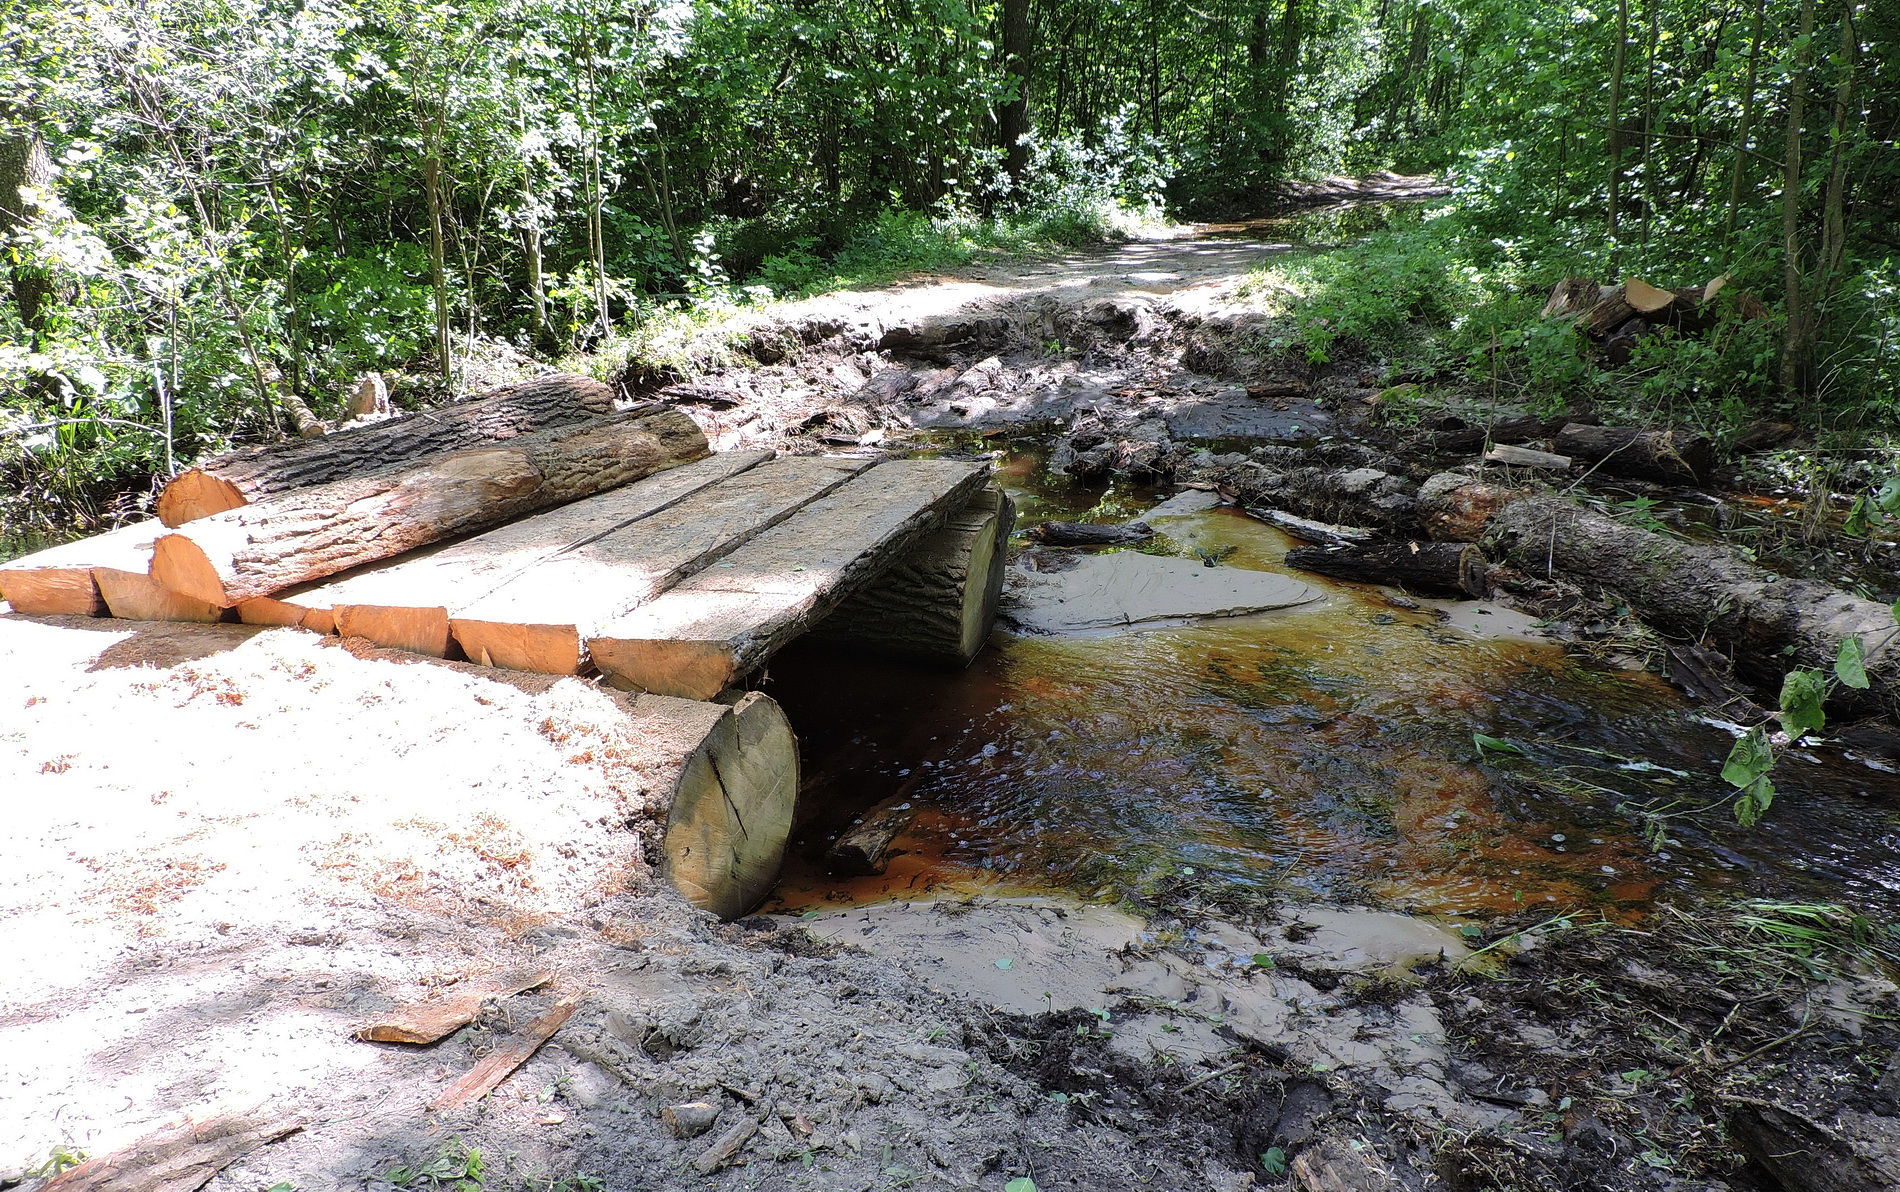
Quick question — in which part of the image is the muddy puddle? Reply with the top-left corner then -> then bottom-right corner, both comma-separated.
763,444 -> 1900,924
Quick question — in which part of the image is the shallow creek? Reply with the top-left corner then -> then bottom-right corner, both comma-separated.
764,455 -> 1900,927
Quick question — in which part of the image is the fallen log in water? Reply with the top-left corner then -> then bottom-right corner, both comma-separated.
810,484 -> 1015,666
1027,519 -> 1152,546
1286,540 -> 1488,598
1552,423 -> 1714,485
825,791 -> 920,876
155,373 -> 618,526
1488,496 -> 1900,721
153,406 -> 709,608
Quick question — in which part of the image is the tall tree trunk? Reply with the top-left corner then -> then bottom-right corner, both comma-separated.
1722,0 -> 1766,260
0,122 -> 56,339
1607,0 -> 1630,249
421,103 -> 451,384
1778,0 -> 1816,396
1813,2 -> 1860,321
1637,0 -> 1661,254
997,0 -> 1032,192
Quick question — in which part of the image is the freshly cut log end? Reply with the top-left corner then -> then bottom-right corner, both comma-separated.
1286,539 -> 1488,598
811,484 -> 1016,666
0,521 -> 174,617
152,469 -> 247,526
661,691 -> 799,920
1418,473 -> 1524,542
453,619 -> 582,675
594,624 -> 750,702
94,569 -> 226,624
152,405 -> 710,607
154,373 -> 621,527
237,595 -> 333,633
334,603 -> 453,659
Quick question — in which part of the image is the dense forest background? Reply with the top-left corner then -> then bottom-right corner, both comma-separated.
0,0 -> 1895,548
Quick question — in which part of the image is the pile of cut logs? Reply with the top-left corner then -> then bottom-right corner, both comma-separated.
0,374 -> 1015,918
1541,273 -> 1766,367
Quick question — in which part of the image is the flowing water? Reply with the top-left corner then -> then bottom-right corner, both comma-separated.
763,446 -> 1900,926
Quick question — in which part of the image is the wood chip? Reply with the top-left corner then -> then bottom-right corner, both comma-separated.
44,1110 -> 302,1192
431,993 -> 581,1111
355,968 -> 551,1045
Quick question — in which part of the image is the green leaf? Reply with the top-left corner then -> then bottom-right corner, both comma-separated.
1473,733 -> 1524,758
1252,952 -> 1275,968
1778,668 -> 1827,738
1005,1180 -> 1040,1192
994,957 -> 1013,970
1262,1147 -> 1288,1175
1735,773 -> 1776,827
1835,638 -> 1870,690
1721,727 -> 1776,789
1877,476 -> 1900,517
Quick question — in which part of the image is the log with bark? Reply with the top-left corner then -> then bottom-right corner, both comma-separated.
1483,443 -> 1572,471
589,459 -> 990,700
152,406 -> 709,608
1551,423 -> 1714,484
1286,540 -> 1488,598
1027,519 -> 1153,546
1488,496 -> 1900,720
155,373 -> 618,527
251,450 -> 769,656
1213,461 -> 1419,535
809,484 -> 1015,666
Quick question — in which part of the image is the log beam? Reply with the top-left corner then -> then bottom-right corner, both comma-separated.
152,406 -> 710,608
155,373 -> 618,526
1286,539 -> 1488,598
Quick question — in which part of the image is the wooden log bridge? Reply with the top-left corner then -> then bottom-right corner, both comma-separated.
1,431 -> 1006,919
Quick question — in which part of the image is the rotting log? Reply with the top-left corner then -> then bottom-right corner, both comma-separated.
0,521 -> 168,616
152,406 -> 710,608
449,456 -> 871,674
1488,496 -> 1900,721
589,459 -> 990,700
1417,473 -> 1525,543
1286,540 -> 1488,598
1213,462 -> 1419,535
809,484 -> 1015,666
260,450 -> 769,657
155,373 -> 618,527
1552,424 -> 1714,485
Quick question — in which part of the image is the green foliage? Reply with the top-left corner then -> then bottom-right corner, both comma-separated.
388,1139 -> 485,1190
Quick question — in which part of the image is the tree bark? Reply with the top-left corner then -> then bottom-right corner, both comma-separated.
997,0 -> 1032,190
0,123 -> 57,336
152,406 -> 709,607
1488,495 -> 1899,721
1722,0 -> 1767,259
1778,0 -> 1816,396
155,373 -> 618,526
1607,0 -> 1631,247
1285,539 -> 1488,597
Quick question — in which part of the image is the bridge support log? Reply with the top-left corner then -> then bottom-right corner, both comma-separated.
810,483 -> 1015,667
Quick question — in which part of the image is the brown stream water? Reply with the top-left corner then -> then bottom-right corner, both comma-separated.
763,447 -> 1900,926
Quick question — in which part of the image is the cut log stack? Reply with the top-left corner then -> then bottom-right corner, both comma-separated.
0,372 -> 1012,919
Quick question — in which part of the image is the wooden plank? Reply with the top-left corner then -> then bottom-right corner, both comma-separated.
355,968 -> 550,1044
1484,443 -> 1572,470
0,522 -> 166,616
43,1111 -> 302,1192
289,451 -> 770,656
589,459 -> 989,699
450,456 -> 872,674
152,407 -> 711,607
430,993 -> 580,1111
95,569 -> 226,624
